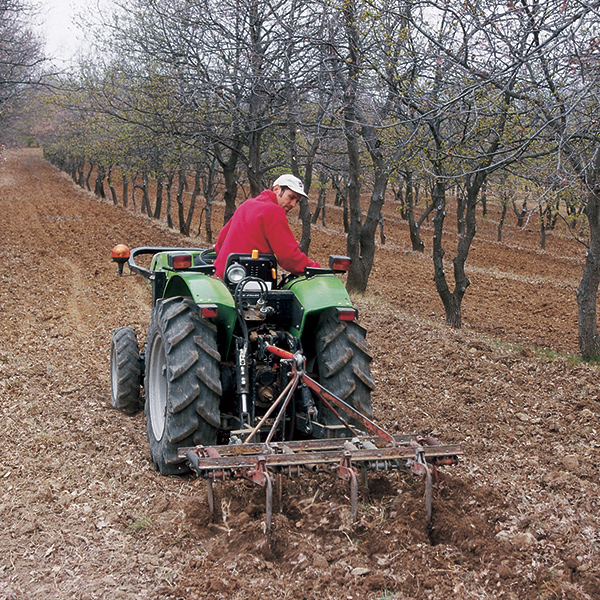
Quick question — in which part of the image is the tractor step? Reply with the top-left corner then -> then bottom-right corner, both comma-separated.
178,434 -> 462,534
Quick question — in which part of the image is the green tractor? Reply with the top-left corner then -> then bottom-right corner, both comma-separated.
110,245 -> 460,529
110,245 -> 375,474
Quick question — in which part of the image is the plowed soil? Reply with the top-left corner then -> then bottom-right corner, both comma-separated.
1,148 -> 599,600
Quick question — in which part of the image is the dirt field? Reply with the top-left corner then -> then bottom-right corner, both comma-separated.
1,148 -> 599,600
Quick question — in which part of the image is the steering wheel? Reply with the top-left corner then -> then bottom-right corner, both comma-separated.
200,248 -> 217,265
277,272 -> 297,288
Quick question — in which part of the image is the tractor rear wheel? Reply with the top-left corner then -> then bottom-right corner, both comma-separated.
145,297 -> 222,475
315,308 -> 375,425
110,326 -> 143,414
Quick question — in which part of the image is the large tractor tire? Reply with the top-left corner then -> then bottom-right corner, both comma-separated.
110,326 -> 143,414
315,308 -> 375,425
145,297 -> 222,475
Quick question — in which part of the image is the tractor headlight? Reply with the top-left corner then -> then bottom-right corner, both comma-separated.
226,263 -> 247,284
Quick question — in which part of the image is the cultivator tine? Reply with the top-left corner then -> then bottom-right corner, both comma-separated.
265,473 -> 274,536
276,473 -> 283,513
207,478 -> 214,517
244,456 -> 275,536
335,451 -> 359,522
350,470 -> 358,522
424,462 -> 433,522
407,443 -> 434,521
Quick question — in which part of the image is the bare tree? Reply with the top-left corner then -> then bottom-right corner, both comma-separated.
319,0 -> 417,292
391,0 -> 556,327
513,0 -> 600,356
40,0 -> 600,357
0,0 -> 45,139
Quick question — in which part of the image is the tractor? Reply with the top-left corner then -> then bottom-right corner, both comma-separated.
110,245 -> 460,530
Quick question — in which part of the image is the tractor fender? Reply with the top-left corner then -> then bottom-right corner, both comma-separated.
163,273 -> 237,356
284,274 -> 353,336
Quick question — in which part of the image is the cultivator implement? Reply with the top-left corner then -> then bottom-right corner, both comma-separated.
179,347 -> 461,534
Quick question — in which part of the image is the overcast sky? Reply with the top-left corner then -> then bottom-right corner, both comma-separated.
36,0 -> 99,63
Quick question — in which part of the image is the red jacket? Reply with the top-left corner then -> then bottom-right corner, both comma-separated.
214,189 -> 320,278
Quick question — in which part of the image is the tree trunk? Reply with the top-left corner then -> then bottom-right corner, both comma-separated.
181,168 -> 200,236
344,122 -> 364,291
441,172 -> 482,327
286,60 -> 300,182
338,0 -> 367,292
106,166 -> 118,205
311,191 -> 322,224
298,197 -> 312,254
332,176 -> 349,232
132,172 -> 144,212
137,172 -> 151,216
345,174 -> 364,289
431,180 -> 462,327
395,185 -> 407,220
94,165 -> 106,198
176,169 -> 187,234
143,172 -> 151,216
405,172 -> 426,252
153,174 -> 164,220
456,188 -> 466,236
539,205 -> 546,251
408,209 -> 425,252
513,200 -> 527,227
312,173 -> 327,226
302,135 -> 321,196
577,190 -> 600,357
481,181 -> 487,217
220,148 -> 239,225
297,142 -> 321,252
378,211 -> 386,244
498,203 -> 508,242
297,164 -> 313,252
347,173 -> 388,293
85,163 -> 93,191
165,172 -> 174,229
333,176 -> 344,206
68,158 -> 77,182
122,172 -> 129,207
200,157 -> 218,243
77,162 -> 85,188
451,181 -> 478,317
247,130 -> 262,198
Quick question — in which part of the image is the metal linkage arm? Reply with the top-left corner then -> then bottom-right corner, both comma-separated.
265,345 -> 395,444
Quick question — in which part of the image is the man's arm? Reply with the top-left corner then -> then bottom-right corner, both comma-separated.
268,218 -> 320,275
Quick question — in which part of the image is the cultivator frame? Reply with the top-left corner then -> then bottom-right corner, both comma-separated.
179,346 -> 461,534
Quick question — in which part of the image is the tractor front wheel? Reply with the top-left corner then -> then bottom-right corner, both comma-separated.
110,326 -> 143,414
145,297 -> 222,475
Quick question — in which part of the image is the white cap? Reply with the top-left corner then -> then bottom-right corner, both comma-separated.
273,174 -> 309,199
